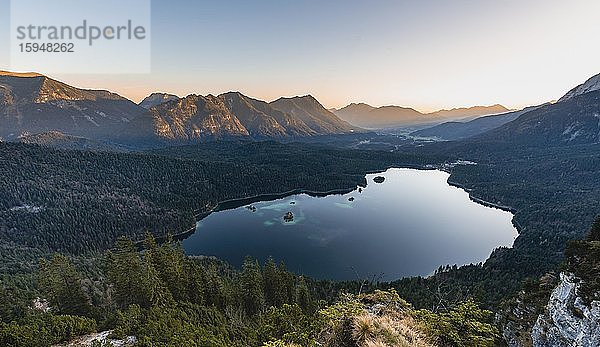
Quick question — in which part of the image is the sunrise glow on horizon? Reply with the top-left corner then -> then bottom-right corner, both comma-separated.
0,0 -> 598,110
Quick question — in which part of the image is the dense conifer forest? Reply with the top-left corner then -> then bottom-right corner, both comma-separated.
0,140 -> 598,346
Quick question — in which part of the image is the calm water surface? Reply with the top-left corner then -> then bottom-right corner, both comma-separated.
183,168 -> 517,281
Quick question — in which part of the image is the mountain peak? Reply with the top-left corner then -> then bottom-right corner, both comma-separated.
274,94 -> 318,103
139,92 -> 179,109
0,73 -> 145,141
559,73 -> 600,102
336,103 -> 376,113
270,95 -> 357,134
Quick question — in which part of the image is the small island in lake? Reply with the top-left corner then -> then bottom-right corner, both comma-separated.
245,205 -> 257,212
283,211 -> 294,222
348,197 -> 355,201
373,176 -> 385,184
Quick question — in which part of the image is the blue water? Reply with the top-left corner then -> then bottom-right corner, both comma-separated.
183,168 -> 517,281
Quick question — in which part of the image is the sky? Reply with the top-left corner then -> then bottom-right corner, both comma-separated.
0,0 -> 599,111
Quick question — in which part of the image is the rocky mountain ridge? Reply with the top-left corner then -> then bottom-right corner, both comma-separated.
0,71 -> 145,141
139,93 -> 179,109
559,73 -> 600,102
0,71 -> 359,145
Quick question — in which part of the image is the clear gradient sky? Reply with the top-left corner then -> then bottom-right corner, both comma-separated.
0,0 -> 599,111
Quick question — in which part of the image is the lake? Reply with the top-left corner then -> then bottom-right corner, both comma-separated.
183,168 -> 518,281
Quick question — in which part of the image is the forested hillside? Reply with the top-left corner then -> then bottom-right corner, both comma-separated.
0,136 -> 598,346
0,234 -> 501,347
388,142 -> 600,309
0,141 -> 443,275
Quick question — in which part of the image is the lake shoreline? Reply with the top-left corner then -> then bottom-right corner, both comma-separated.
145,165 -> 521,259
143,165 -> 435,244
179,166 -> 519,281
445,177 -> 523,233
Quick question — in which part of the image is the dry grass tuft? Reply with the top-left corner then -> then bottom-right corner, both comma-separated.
352,314 -> 377,343
351,313 -> 435,347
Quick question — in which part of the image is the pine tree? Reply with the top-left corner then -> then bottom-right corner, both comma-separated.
141,255 -> 174,307
296,276 -> 312,313
263,257 -> 283,307
588,216 -> 600,241
141,235 -> 174,307
241,257 -> 265,315
107,237 -> 145,308
278,262 -> 296,304
38,254 -> 91,316
182,260 -> 205,305
0,285 -> 13,322
151,236 -> 186,301
204,263 -> 227,309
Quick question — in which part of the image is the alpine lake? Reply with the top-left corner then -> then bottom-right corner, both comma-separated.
183,168 -> 518,281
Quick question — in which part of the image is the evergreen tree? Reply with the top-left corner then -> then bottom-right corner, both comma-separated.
107,237 -> 145,308
204,263 -> 227,309
278,262 -> 296,304
152,237 -> 187,302
588,216 -> 600,241
182,260 -> 206,305
38,254 -> 91,316
240,257 -> 264,315
296,276 -> 312,313
141,236 -> 174,307
0,285 -> 14,322
141,254 -> 174,307
263,257 -> 283,307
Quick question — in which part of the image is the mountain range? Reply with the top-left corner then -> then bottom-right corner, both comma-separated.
2,70 -> 600,149
0,71 -> 145,141
411,105 -> 545,141
331,103 -> 509,129
0,71 -> 358,146
126,92 -> 358,144
412,72 -> 600,146
473,90 -> 600,146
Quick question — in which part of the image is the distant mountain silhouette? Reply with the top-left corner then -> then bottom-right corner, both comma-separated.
332,102 -> 509,128
412,105 -> 545,141
429,104 -> 509,119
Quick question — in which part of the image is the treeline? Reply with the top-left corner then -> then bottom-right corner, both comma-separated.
0,236 -> 501,347
0,235 -> 322,346
0,141 -> 445,274
565,217 -> 600,303
1,136 -> 599,339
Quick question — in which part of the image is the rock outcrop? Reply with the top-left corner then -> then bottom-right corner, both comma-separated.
531,273 -> 600,347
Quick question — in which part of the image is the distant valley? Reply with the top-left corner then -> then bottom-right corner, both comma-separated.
412,72 -> 600,146
331,102 -> 509,129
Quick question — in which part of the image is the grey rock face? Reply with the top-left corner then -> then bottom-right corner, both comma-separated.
532,273 -> 600,347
